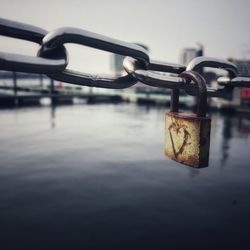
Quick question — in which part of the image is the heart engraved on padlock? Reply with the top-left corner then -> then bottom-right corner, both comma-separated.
165,71 -> 211,168
168,120 -> 190,158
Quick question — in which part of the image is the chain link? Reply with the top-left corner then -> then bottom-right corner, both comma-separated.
0,18 -> 68,74
186,56 -> 238,77
217,76 -> 250,87
38,27 -> 149,89
0,18 -> 46,43
0,18 -> 249,96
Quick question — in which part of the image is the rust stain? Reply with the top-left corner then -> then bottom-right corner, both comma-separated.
165,112 -> 211,168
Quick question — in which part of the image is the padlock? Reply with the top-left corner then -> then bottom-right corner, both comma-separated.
165,70 -> 211,168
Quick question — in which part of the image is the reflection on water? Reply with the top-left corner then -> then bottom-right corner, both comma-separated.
219,111 -> 250,167
0,104 -> 250,250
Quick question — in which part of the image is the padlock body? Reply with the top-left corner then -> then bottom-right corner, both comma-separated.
165,111 -> 211,168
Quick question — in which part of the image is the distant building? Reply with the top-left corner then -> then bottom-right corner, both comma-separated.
233,60 -> 250,107
234,60 -> 250,76
179,44 -> 203,65
180,48 -> 197,66
110,43 -> 149,76
110,54 -> 125,76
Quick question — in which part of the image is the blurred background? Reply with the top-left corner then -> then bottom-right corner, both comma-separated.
1,1 -> 250,250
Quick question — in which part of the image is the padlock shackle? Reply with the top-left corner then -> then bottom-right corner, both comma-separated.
179,71 -> 207,118
170,89 -> 179,112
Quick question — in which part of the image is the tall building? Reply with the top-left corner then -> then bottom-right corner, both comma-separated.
179,44 -> 203,65
110,43 -> 149,76
110,54 -> 125,77
179,48 -> 197,66
234,60 -> 250,76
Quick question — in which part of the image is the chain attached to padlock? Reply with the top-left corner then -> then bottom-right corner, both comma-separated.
1,18 -> 250,91
1,17 -> 250,169
165,71 -> 211,168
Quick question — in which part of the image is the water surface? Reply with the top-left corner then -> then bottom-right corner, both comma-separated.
0,104 -> 250,250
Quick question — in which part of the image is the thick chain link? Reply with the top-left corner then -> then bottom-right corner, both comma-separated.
0,17 -> 249,96
38,27 -> 149,89
0,18 -> 68,74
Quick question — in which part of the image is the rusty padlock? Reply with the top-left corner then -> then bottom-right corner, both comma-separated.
165,70 -> 211,168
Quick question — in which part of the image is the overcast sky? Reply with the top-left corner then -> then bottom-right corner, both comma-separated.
1,0 -> 250,74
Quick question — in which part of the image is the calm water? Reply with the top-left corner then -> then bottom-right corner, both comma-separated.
0,104 -> 250,250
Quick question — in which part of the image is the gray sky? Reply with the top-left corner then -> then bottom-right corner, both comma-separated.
1,0 -> 250,74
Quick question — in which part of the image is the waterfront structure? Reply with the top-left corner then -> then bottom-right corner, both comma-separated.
233,59 -> 250,107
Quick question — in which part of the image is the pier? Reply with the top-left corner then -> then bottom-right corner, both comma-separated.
0,71 -> 196,108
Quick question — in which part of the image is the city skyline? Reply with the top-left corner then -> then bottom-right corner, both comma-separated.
0,0 -> 250,74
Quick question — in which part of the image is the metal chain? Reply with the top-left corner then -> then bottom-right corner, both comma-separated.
38,27 -> 149,89
0,17 -> 249,95
0,18 -> 68,74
